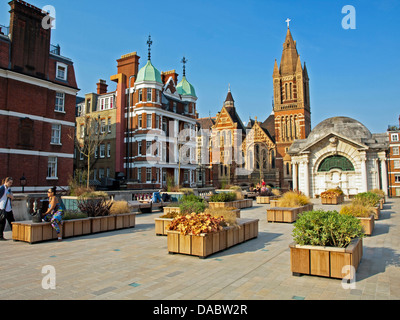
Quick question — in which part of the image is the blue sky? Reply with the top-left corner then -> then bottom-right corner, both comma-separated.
1,0 -> 399,133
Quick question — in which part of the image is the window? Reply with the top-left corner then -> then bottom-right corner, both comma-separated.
47,157 -> 57,179
138,141 -> 142,155
55,92 -> 65,112
392,134 -> 399,142
394,160 -> 400,169
79,151 -> 84,160
100,144 -> 105,158
162,119 -> 167,132
395,175 -> 400,183
107,143 -> 111,157
138,89 -> 143,102
173,102 -> 177,112
56,62 -> 67,81
156,115 -> 159,129
51,124 -> 61,144
95,147 -> 98,158
184,170 -> 188,182
393,146 -> 399,156
104,98 -> 109,109
146,168 -> 152,182
147,88 -> 152,102
106,168 -> 110,178
147,114 -> 152,128
110,96 -> 114,109
155,89 -> 160,103
146,141 -> 152,155
80,124 -> 85,138
100,119 -> 106,134
107,118 -> 112,133
93,169 -> 97,180
99,168 -> 104,180
137,168 -> 142,182
138,115 -> 142,128
184,104 -> 188,114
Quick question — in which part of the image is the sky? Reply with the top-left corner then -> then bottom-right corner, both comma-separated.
1,0 -> 399,133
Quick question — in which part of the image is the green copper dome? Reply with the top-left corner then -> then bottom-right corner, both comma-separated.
136,60 -> 162,83
177,76 -> 197,98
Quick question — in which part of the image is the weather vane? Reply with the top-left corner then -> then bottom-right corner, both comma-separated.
181,56 -> 188,77
286,18 -> 291,28
147,34 -> 153,60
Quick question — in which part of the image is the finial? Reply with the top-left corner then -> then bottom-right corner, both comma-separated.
285,18 -> 291,28
181,56 -> 188,77
228,83 -> 231,92
147,34 -> 153,60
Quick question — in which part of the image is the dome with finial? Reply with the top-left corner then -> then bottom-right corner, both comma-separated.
135,35 -> 162,84
176,56 -> 196,98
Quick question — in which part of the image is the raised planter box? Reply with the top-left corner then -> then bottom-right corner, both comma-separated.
155,209 -> 241,236
321,194 -> 344,205
256,196 -> 279,204
379,199 -> 384,210
357,215 -> 374,236
167,218 -> 259,258
289,238 -> 363,279
12,212 -> 136,243
208,199 -> 253,210
372,206 -> 380,220
267,204 -> 313,223
163,207 -> 181,215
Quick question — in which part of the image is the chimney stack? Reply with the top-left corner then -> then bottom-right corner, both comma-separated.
97,79 -> 108,94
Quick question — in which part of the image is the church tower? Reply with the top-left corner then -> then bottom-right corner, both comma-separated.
272,23 -> 311,189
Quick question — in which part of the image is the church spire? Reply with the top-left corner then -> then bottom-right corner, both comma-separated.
224,84 -> 235,107
279,23 -> 299,76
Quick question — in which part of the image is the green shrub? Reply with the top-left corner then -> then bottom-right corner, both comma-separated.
292,210 -> 365,248
353,192 -> 380,207
209,192 -> 237,203
179,200 -> 207,214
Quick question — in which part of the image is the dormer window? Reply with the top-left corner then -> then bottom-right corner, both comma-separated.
56,62 -> 67,81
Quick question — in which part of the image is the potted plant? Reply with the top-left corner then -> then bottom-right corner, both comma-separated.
370,189 -> 385,209
320,187 -> 344,205
353,192 -> 381,220
340,203 -> 375,236
166,212 -> 258,258
289,210 -> 365,279
256,187 -> 280,204
208,192 -> 252,209
267,191 -> 313,223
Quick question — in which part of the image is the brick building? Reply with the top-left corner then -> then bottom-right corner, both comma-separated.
387,117 -> 400,197
0,0 -> 79,192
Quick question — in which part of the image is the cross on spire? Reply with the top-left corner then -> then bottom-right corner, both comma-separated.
285,18 -> 291,28
147,34 -> 153,60
181,56 -> 188,77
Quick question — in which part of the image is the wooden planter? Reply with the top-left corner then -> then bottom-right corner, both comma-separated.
12,213 -> 136,243
379,199 -> 384,210
270,199 -> 279,208
208,199 -> 253,210
267,204 -> 313,223
372,206 -> 380,220
163,207 -> 181,215
321,194 -> 344,205
155,217 -> 173,236
256,196 -> 279,204
167,218 -> 259,258
289,238 -> 363,279
357,215 -> 374,236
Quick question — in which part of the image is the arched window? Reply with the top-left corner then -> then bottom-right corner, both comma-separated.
285,83 -> 288,100
317,155 -> 355,172
271,149 -> 275,169
289,83 -> 292,100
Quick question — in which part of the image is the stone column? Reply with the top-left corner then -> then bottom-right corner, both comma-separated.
303,159 -> 310,197
360,152 -> 368,193
292,161 -> 298,191
379,155 -> 388,195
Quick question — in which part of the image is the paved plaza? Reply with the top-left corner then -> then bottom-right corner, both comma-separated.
0,198 -> 399,301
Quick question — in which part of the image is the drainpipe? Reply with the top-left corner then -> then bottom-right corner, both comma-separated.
126,75 -> 135,180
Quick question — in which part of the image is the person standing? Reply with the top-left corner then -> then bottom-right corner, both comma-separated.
0,177 -> 15,241
43,187 -> 64,242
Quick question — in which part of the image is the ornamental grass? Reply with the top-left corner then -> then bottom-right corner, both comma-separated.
339,203 -> 374,218
277,191 -> 311,207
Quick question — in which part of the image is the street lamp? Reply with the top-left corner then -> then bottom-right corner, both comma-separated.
20,173 -> 27,193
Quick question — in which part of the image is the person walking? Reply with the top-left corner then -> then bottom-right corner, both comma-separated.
0,177 -> 15,241
43,187 -> 64,242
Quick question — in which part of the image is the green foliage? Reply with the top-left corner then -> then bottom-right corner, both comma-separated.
63,211 -> 88,220
354,192 -> 380,207
209,192 -> 237,203
292,210 -> 365,248
179,200 -> 206,214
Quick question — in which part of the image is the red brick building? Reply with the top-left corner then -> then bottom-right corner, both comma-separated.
0,0 -> 79,192
387,116 -> 400,197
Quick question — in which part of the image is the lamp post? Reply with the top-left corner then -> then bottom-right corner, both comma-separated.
20,173 -> 27,193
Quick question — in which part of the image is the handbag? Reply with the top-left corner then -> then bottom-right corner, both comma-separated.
0,198 -> 9,223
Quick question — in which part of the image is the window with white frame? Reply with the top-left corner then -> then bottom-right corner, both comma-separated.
146,168 -> 152,182
107,118 -> 112,133
100,144 -> 105,158
395,174 -> 400,183
138,115 -> 142,128
138,168 -> 142,182
138,141 -> 142,155
100,119 -> 106,134
146,141 -> 152,155
147,114 -> 152,128
51,124 -> 61,144
155,115 -> 159,129
392,133 -> 399,142
138,89 -> 143,102
55,92 -> 65,112
147,88 -> 152,102
393,146 -> 399,156
56,62 -> 67,81
394,160 -> 400,169
107,143 -> 111,157
47,157 -> 57,179
155,89 -> 160,103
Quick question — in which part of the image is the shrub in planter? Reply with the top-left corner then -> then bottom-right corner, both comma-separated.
108,200 -> 130,215
168,212 -> 225,236
339,203 -> 373,218
179,200 -> 206,214
370,189 -> 385,199
292,210 -> 365,248
77,198 -> 113,217
277,191 -> 311,208
209,192 -> 237,203
203,207 -> 239,227
353,192 -> 380,207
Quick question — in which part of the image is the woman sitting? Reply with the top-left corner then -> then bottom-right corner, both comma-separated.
43,187 -> 64,242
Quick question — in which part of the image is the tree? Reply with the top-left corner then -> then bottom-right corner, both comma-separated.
70,115 -> 109,188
